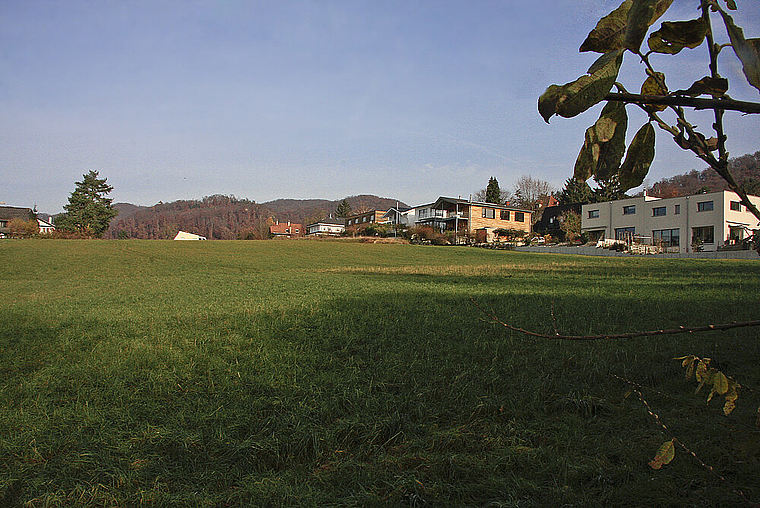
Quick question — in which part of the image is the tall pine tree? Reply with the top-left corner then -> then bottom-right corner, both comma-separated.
485,177 -> 501,203
55,170 -> 118,237
335,199 -> 352,218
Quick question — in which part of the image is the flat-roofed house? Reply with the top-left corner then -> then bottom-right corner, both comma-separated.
581,190 -> 760,252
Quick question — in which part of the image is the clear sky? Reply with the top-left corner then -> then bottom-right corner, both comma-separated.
2,0 -> 759,213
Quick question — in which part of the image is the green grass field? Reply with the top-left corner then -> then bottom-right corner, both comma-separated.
2,239 -> 760,506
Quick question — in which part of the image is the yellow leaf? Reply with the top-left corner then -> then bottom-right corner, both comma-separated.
649,439 -> 676,469
724,379 -> 740,416
695,359 -> 711,382
713,372 -> 729,395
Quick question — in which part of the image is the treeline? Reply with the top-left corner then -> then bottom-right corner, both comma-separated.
106,194 -> 404,240
645,151 -> 760,198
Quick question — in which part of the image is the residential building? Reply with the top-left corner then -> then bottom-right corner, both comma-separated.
382,206 -> 414,226
581,190 -> 760,252
344,210 -> 390,228
37,218 -> 55,234
0,206 -> 36,237
533,203 -> 582,239
415,197 -> 532,242
269,221 -> 303,238
306,217 -> 345,236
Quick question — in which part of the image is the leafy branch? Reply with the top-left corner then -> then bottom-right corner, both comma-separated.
618,381 -> 757,506
538,0 -> 760,225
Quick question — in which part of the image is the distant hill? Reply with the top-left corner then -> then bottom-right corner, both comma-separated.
644,151 -> 760,198
106,194 -> 407,240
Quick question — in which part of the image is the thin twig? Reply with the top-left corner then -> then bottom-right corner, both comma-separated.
471,297 -> 760,341
550,299 -> 560,336
610,374 -> 757,431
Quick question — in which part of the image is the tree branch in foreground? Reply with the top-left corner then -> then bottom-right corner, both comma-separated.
614,376 -> 757,507
604,92 -> 760,114
470,297 -> 760,341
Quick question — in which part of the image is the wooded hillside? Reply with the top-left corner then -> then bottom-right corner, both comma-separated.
106,194 -> 406,239
645,151 -> 760,198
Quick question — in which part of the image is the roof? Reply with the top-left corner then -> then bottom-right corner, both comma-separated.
431,196 -> 533,213
307,217 -> 345,227
269,222 -> 303,235
174,231 -> 207,240
0,206 -> 34,220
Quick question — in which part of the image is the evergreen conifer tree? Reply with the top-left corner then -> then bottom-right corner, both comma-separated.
485,177 -> 501,203
55,170 -> 118,237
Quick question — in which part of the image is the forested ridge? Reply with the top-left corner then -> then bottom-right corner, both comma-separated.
106,194 -> 405,239
644,151 -> 760,198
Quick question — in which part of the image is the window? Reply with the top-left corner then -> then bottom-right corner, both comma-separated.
692,225 -> 714,244
652,206 -> 666,217
500,210 -> 510,220
588,209 -> 600,219
515,212 -> 525,222
730,201 -> 742,211
653,228 -> 680,247
623,205 -> 636,215
482,207 -> 495,219
0,220 -> 6,228
347,219 -> 352,225
295,229 -> 299,233
697,201 -> 714,212
674,204 -> 680,215
615,227 -> 635,240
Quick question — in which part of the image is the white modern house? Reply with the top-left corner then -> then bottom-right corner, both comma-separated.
581,190 -> 760,252
306,217 -> 345,236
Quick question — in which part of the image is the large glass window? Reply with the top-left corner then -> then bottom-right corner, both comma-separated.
623,205 -> 636,215
500,210 -> 510,220
482,207 -> 495,219
653,228 -> 680,247
615,227 -> 635,240
652,206 -> 666,217
588,209 -> 600,219
692,225 -> 714,244
697,201 -> 714,212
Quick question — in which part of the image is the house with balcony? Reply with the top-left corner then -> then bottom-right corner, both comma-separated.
581,190 -> 760,252
415,197 -> 532,242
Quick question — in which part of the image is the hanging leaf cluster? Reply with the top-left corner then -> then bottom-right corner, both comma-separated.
675,355 -> 741,415
538,0 -> 760,194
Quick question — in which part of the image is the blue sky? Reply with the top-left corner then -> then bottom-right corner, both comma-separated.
2,0 -> 759,213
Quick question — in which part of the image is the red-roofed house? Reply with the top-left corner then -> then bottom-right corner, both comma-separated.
269,221 -> 303,238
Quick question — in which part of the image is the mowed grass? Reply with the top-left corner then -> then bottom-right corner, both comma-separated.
1,239 -> 760,506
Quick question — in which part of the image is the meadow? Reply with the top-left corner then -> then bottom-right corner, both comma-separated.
2,239 -> 760,506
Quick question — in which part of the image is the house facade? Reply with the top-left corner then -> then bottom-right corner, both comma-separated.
581,190 -> 760,252
344,210 -> 389,228
415,197 -> 532,242
306,217 -> 345,236
37,218 -> 55,234
269,221 -> 303,238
